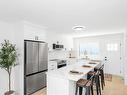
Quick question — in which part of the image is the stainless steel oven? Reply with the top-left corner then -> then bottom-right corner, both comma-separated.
57,60 -> 67,68
50,59 -> 67,69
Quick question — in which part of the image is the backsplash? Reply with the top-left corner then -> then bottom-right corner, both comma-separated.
48,50 -> 69,60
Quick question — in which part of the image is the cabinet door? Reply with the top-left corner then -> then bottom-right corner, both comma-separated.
48,61 -> 57,71
25,41 -> 39,75
39,43 -> 48,71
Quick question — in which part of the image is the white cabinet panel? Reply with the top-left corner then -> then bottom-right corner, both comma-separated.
48,61 -> 57,71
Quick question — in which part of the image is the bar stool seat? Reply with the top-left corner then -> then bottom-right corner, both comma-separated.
88,71 -> 96,75
75,76 -> 94,95
77,79 -> 88,87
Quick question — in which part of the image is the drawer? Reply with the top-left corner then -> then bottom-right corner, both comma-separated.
26,72 -> 46,95
48,61 -> 57,71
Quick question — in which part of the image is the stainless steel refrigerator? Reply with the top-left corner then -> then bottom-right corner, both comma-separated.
24,40 -> 48,95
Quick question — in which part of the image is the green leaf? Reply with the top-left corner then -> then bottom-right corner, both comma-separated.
0,40 -> 19,71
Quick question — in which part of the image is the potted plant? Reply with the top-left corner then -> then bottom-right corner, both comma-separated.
0,40 -> 18,95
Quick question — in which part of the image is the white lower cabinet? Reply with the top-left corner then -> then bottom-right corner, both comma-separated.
48,61 -> 57,71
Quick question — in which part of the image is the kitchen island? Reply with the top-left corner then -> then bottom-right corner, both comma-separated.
46,60 -> 102,95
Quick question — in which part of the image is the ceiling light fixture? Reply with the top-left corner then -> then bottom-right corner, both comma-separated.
72,25 -> 86,31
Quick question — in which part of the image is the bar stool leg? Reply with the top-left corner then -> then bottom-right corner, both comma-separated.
91,85 -> 94,95
95,75 -> 102,95
79,87 -> 83,95
100,71 -> 104,90
100,69 -> 105,90
95,75 -> 99,95
102,70 -> 105,86
98,75 -> 101,95
75,85 -> 78,95
96,80 -> 99,95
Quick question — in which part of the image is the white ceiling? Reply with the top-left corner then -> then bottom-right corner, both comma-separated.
0,0 -> 127,36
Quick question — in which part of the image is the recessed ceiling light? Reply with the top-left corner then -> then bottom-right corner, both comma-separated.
72,25 -> 86,31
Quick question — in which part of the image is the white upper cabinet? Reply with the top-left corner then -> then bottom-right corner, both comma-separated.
24,22 -> 47,41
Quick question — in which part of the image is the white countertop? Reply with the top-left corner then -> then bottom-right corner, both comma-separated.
47,60 -> 101,81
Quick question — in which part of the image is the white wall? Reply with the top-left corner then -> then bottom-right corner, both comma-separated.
73,33 -> 124,76
23,22 -> 73,60
47,32 -> 73,60
0,21 -> 24,95
24,21 -> 47,41
123,31 -> 127,85
23,22 -> 73,51
13,21 -> 24,95
46,32 -> 73,51
73,33 -> 124,58
0,21 -> 15,95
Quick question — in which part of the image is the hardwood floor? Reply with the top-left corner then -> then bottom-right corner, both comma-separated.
31,88 -> 47,95
102,76 -> 127,95
32,75 -> 127,95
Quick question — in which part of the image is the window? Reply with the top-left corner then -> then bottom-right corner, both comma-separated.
107,43 -> 118,51
79,43 -> 100,59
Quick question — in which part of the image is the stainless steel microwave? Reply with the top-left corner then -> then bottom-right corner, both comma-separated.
53,44 -> 64,49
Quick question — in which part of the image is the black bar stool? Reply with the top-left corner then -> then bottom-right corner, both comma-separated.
75,75 -> 94,95
94,64 -> 105,90
87,71 -> 102,95
100,65 -> 105,89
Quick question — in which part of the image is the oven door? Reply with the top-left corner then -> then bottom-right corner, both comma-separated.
57,63 -> 67,68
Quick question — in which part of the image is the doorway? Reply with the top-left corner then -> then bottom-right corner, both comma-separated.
101,39 -> 123,76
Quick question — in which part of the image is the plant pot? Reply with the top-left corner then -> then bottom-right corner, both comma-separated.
4,90 -> 15,95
